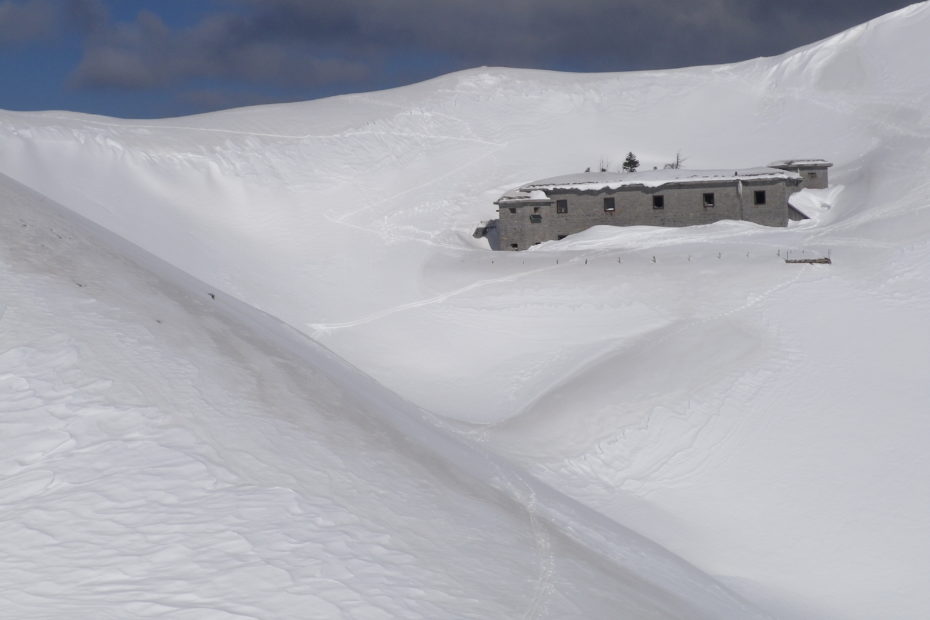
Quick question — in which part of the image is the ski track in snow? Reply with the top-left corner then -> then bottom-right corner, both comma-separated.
471,262 -> 812,480
26,113 -> 503,147
306,261 -> 562,333
332,143 -> 508,225
608,264 -> 814,492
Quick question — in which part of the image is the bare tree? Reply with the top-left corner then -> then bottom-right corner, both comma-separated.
663,151 -> 687,169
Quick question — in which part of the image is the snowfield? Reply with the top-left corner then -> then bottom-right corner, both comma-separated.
1,173 -> 760,619
2,2 -> 930,619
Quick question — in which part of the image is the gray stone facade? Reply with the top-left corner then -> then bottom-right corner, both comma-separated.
486,166 -> 817,251
768,159 -> 833,190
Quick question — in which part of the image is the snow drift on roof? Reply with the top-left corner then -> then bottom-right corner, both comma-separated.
495,188 -> 553,204
768,159 -> 833,168
518,167 -> 800,193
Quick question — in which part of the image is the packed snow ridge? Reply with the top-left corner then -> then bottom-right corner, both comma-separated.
2,2 -> 930,619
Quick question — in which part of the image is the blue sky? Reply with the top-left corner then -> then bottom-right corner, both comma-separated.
0,0 -> 917,118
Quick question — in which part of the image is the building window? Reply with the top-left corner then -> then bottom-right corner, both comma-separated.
807,172 -> 817,179
603,197 -> 615,212
530,214 -> 542,224
557,234 -> 567,240
508,207 -> 516,214
754,190 -> 766,205
533,206 -> 540,213
556,199 -> 568,214
653,195 -> 664,209
510,243 -> 519,249
703,192 -> 715,207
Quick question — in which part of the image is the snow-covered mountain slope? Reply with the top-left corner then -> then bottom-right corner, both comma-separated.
3,1 -> 930,618
0,172 -> 764,618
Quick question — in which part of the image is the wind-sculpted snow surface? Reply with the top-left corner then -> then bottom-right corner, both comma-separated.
0,174 -> 762,618
2,2 -> 930,618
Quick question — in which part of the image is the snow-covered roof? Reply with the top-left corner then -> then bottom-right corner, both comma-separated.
514,167 -> 800,193
767,159 -> 833,168
494,188 -> 553,204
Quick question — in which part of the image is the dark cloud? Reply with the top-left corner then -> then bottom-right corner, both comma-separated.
69,7 -> 370,90
0,0 -> 57,45
0,0 -> 107,46
65,0 -> 917,96
65,0 -> 109,35
216,0 -> 915,68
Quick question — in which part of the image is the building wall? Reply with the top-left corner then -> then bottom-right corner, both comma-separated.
797,167 -> 829,190
495,201 -> 552,251
775,165 -> 830,191
497,180 -> 791,250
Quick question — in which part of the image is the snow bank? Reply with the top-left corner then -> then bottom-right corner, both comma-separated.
0,172 -> 760,618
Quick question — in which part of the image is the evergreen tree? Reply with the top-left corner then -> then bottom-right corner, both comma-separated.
622,152 -> 640,172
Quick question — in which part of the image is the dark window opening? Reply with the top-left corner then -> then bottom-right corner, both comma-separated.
557,234 -> 567,240
508,207 -> 516,214
703,192 -> 715,207
603,197 -> 615,212
653,195 -> 664,209
533,206 -> 540,213
807,172 -> 817,178
556,200 -> 568,214
510,243 -> 519,249
530,214 -> 542,224
754,190 -> 766,205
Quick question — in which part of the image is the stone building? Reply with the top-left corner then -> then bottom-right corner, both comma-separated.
767,159 -> 833,190
478,164 -> 831,251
